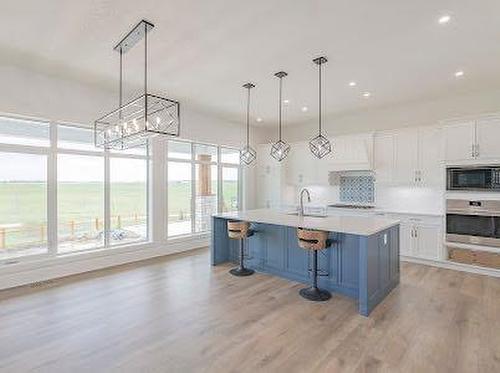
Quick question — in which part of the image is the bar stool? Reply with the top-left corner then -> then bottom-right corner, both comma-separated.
227,220 -> 255,277
297,227 -> 331,301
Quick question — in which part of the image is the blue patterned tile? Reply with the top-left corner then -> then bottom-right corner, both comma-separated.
339,176 -> 374,204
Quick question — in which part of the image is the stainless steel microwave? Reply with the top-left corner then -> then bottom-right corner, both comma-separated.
447,166 -> 500,191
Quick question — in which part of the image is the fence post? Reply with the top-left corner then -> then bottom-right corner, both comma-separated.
0,228 -> 5,249
95,218 -> 99,231
40,224 -> 45,243
117,215 -> 122,229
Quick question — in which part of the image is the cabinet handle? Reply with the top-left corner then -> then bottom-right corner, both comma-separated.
471,144 -> 475,158
476,144 -> 480,158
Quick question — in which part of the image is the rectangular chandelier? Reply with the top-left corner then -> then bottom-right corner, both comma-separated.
94,20 -> 180,150
95,93 -> 180,150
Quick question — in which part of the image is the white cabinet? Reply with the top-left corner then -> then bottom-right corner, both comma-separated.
444,121 -> 475,161
415,223 -> 442,260
394,129 -> 419,184
475,117 -> 500,160
376,127 -> 443,186
418,126 -> 444,187
393,215 -> 442,260
374,133 -> 394,184
444,118 -> 500,162
256,144 -> 284,209
285,142 -> 317,186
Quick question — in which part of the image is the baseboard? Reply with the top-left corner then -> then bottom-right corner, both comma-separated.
0,237 -> 209,291
401,255 -> 500,278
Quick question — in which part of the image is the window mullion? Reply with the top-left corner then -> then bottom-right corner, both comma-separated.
191,143 -> 196,234
104,150 -> 111,247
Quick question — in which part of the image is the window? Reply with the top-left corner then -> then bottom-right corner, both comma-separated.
110,158 -> 148,245
0,116 -> 50,147
0,152 -> 48,260
167,140 -> 241,237
221,167 -> 239,212
168,161 -> 192,237
0,117 -> 150,263
57,154 -> 104,253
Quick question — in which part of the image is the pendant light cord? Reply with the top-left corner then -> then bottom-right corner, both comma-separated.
144,23 -> 148,122
278,77 -> 282,141
119,48 -> 123,119
318,61 -> 322,135
246,87 -> 250,147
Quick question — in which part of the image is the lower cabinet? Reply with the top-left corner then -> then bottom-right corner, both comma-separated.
388,214 -> 443,261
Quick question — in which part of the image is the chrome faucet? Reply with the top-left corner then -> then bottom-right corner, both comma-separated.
299,188 -> 311,217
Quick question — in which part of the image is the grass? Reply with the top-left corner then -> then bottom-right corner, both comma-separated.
0,181 -> 238,248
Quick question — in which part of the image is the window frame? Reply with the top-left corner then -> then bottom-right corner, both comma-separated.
0,115 -> 150,264
166,140 -> 242,239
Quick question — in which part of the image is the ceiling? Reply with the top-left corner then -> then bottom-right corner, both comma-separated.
2,0 -> 500,128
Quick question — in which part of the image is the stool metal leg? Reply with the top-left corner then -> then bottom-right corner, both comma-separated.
229,237 -> 255,277
299,250 -> 331,301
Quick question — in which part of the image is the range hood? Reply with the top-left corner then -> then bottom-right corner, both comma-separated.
327,133 -> 374,171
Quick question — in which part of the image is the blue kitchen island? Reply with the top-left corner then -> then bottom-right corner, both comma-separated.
211,209 -> 400,316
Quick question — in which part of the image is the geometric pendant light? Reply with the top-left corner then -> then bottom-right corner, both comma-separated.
270,71 -> 291,162
94,20 -> 180,150
240,83 -> 257,165
309,56 -> 332,159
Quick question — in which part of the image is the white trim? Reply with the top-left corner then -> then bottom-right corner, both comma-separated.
401,255 -> 500,278
0,238 -> 209,291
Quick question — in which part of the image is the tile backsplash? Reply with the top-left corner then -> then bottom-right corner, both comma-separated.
339,175 -> 375,204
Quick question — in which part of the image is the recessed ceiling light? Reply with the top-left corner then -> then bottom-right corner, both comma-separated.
256,117 -> 263,123
362,92 -> 371,98
301,106 -> 308,112
283,99 -> 290,104
349,81 -> 357,87
455,70 -> 464,77
438,14 -> 451,24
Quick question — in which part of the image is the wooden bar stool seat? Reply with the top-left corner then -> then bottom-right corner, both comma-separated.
227,220 -> 255,277
297,228 -> 331,302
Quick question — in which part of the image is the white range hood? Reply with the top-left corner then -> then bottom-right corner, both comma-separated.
327,133 -> 374,171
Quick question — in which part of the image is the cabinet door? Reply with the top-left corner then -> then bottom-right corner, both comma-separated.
394,129 -> 418,184
418,126 -> 444,187
476,118 -> 500,160
263,225 -> 286,270
399,223 -> 414,256
285,142 -> 316,186
444,122 -> 475,161
374,133 -> 394,184
415,224 -> 442,260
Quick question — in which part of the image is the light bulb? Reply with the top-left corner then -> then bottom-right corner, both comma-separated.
114,125 -> 120,133
155,116 -> 161,124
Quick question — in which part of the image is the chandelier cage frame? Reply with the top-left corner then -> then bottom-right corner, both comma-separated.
94,20 -> 180,150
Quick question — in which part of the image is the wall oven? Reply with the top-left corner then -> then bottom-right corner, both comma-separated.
446,199 -> 500,247
447,166 -> 500,191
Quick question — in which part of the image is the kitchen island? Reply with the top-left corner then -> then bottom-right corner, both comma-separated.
211,209 -> 400,316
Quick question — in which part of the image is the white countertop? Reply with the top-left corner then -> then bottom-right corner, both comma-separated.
214,209 -> 400,236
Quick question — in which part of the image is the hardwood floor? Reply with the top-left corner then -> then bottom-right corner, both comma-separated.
0,248 -> 499,373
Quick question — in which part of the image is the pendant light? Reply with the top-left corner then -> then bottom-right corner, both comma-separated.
309,56 -> 332,159
94,20 -> 180,150
240,83 -> 257,165
270,71 -> 291,162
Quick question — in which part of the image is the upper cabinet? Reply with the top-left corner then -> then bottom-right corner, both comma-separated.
375,126 -> 443,187
444,117 -> 500,162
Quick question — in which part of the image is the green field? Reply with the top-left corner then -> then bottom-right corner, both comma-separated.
0,181 -> 237,249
